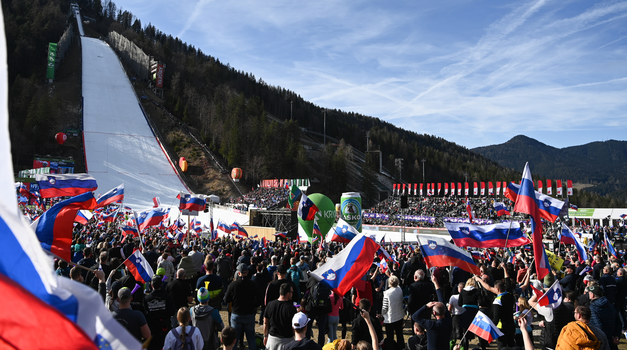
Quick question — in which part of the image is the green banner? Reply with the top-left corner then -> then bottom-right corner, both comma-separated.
569,208 -> 595,217
46,43 -> 57,80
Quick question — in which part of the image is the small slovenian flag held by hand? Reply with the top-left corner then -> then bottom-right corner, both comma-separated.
123,250 -> 154,284
468,310 -> 504,343
297,193 -> 319,221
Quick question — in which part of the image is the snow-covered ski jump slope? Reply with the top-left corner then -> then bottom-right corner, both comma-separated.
81,38 -> 189,209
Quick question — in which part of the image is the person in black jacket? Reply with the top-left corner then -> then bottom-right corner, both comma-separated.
224,263 -> 262,350
407,270 -> 436,315
559,264 -> 578,292
351,299 -> 383,348
492,280 -> 515,349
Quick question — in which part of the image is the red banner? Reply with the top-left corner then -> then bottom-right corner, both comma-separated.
547,179 -> 552,195
420,183 -> 423,196
488,182 -> 493,195
437,183 -> 441,195
538,180 -> 543,194
156,64 -> 164,88
557,180 -> 563,196
465,182 -> 469,196
473,182 -> 478,195
444,183 -> 449,195
414,183 -> 418,196
480,182 -> 485,196
567,180 -> 573,196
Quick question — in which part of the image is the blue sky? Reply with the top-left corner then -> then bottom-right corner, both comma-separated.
113,0 -> 627,149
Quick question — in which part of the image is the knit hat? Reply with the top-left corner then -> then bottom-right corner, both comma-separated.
156,267 -> 166,276
197,287 -> 210,303
588,284 -> 604,297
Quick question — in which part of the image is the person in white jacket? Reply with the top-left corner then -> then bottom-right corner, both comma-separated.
382,275 -> 405,349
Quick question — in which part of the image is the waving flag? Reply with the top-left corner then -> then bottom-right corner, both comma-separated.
328,219 -> 359,243
559,224 -> 587,263
35,174 -> 98,198
231,222 -> 248,237
514,163 -> 551,279
312,218 -> 322,241
135,207 -> 169,232
310,232 -> 380,296
123,250 -> 154,284
298,193 -> 319,221
468,311 -> 504,343
493,202 -> 510,216
534,280 -> 563,308
179,194 -> 206,212
31,192 -> 98,261
96,183 -> 124,207
288,185 -> 302,208
274,232 -> 287,239
217,219 -> 232,234
121,226 -> 139,238
604,230 -> 619,259
74,210 -> 93,225
445,222 -> 530,248
466,197 -> 474,223
505,182 -> 566,223
419,236 -> 481,275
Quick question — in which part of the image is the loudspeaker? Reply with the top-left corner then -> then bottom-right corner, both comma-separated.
400,195 -> 408,209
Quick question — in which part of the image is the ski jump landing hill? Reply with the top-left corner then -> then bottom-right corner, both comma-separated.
80,35 -> 247,224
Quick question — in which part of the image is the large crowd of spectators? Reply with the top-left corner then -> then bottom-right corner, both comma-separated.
227,187 -> 289,210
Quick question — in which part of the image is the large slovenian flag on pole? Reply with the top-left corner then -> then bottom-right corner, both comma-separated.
298,193 -> 319,221
445,221 -> 531,248
505,182 -> 566,223
96,183 -> 124,207
31,192 -> 98,262
135,207 -> 169,232
468,311 -> 504,343
35,174 -> 98,198
179,194 -> 206,212
310,232 -> 380,296
514,162 -> 551,279
559,223 -> 588,263
419,236 -> 481,275
328,218 -> 359,243
0,20 -> 141,346
123,251 -> 154,284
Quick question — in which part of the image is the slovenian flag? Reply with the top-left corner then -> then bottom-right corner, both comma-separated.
559,224 -> 588,263
31,192 -> 98,262
35,174 -> 98,198
297,193 -> 319,221
310,232 -> 380,296
493,202 -> 510,216
419,236 -> 481,275
328,219 -> 359,243
135,208 -> 169,232
217,220 -> 232,234
96,183 -> 124,207
468,311 -> 504,342
123,250 -> 154,284
179,194 -> 206,212
445,222 -> 531,248
514,163 -> 551,279
505,182 -> 566,223
604,230 -> 619,259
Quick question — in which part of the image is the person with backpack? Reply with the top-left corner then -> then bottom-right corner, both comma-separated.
305,278 -> 333,346
191,288 -> 225,350
164,307 -> 204,350
288,257 -> 307,299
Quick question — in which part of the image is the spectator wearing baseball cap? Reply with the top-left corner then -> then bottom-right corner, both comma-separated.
284,312 -> 321,350
112,287 -> 151,342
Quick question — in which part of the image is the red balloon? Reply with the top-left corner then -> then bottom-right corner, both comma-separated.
55,132 -> 67,145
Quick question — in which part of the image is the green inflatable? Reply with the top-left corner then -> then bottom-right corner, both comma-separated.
298,193 -> 336,242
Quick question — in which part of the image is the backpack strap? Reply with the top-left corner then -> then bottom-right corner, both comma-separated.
575,322 -> 597,342
171,328 -> 180,338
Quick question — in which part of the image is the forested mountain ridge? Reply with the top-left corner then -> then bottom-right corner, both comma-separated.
474,135 -> 627,205
5,0 -> 623,208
